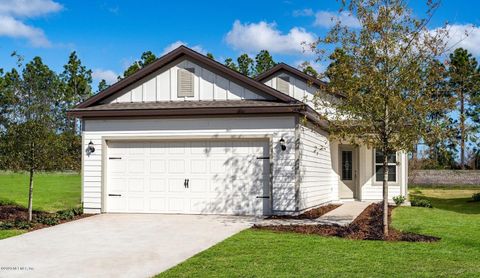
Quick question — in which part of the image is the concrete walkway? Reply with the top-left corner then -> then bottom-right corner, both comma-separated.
0,214 -> 254,278
255,202 -> 372,227
318,201 -> 371,226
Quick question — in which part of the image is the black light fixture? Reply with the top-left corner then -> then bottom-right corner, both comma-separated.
279,137 -> 286,151
87,141 -> 95,154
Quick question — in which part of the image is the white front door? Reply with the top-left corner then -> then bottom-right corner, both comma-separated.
338,146 -> 358,199
105,140 -> 270,215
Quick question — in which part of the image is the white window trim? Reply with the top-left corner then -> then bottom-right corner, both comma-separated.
373,149 -> 399,186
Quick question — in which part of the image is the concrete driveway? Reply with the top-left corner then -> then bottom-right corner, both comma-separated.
0,214 -> 254,278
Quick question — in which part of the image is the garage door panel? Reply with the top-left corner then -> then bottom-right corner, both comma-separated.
150,159 -> 166,173
128,159 -> 146,174
110,178 -> 127,192
127,178 -> 145,192
168,159 -> 186,173
106,139 -> 270,215
128,197 -> 145,211
168,198 -> 185,212
149,178 -> 166,192
149,198 -> 167,211
190,159 -> 207,173
168,178 -> 187,192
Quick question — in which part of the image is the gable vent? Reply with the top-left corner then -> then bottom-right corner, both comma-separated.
276,76 -> 290,95
178,68 -> 195,97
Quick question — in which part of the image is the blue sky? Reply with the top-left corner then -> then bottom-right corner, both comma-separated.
1,0 -> 480,90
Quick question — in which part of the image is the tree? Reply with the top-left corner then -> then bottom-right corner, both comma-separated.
60,51 -> 93,131
447,48 -> 480,169
4,55 -> 62,221
237,54 -> 254,76
122,51 -> 157,78
206,53 -> 215,60
98,79 -> 109,92
224,58 -> 238,71
254,50 -> 276,76
314,0 -> 450,236
299,61 -> 319,78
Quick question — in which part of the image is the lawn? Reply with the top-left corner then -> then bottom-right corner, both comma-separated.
0,171 -> 81,240
159,187 -> 480,277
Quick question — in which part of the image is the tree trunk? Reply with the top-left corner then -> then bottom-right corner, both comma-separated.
28,167 -> 34,222
460,91 -> 465,169
382,149 -> 389,238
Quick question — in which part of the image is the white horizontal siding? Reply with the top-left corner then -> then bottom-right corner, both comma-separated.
103,58 -> 273,104
298,124 -> 334,210
82,116 -> 297,214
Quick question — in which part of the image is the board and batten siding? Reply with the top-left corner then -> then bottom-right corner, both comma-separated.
297,124 -> 334,210
102,58 -> 273,104
263,72 -> 337,118
81,116 -> 297,214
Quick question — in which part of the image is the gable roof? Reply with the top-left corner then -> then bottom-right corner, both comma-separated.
76,46 -> 298,109
255,62 -> 345,98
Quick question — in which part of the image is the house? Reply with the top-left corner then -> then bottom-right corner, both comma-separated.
68,46 -> 408,216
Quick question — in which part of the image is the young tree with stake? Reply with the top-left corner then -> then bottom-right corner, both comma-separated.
313,0 -> 450,236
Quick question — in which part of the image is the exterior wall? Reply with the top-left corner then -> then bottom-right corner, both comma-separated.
297,123 -> 335,210
103,58 -> 272,104
263,72 -> 336,117
81,116 -> 297,214
330,142 -> 408,201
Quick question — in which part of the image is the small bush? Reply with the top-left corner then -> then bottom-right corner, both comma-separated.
56,209 -> 75,220
393,195 -> 406,206
35,214 -> 59,226
0,220 -> 33,230
411,198 -> 433,208
472,193 -> 480,202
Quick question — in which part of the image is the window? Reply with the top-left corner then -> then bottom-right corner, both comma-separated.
375,150 -> 397,182
177,68 -> 195,97
276,76 -> 290,94
341,150 -> 353,181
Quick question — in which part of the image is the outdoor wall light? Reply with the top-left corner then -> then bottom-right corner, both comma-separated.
279,137 -> 287,151
87,141 -> 95,154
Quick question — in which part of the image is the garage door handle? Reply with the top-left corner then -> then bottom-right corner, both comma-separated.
108,194 -> 122,197
256,196 -> 270,199
109,157 -> 122,160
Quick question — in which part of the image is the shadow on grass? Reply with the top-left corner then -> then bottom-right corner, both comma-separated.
410,194 -> 480,214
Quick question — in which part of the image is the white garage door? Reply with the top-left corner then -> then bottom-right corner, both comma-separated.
105,140 -> 271,215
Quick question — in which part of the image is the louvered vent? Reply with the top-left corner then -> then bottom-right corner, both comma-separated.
276,76 -> 290,94
177,68 -> 195,97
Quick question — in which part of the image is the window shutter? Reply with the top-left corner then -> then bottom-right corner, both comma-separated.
276,76 -> 290,94
177,68 -> 195,97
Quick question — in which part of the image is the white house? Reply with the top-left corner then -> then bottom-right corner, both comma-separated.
68,46 -> 408,216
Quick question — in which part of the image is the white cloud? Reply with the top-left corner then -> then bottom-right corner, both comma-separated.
0,0 -> 62,47
225,20 -> 316,54
314,11 -> 361,28
432,24 -> 480,56
293,8 -> 314,17
0,0 -> 62,17
0,15 -> 50,47
92,69 -> 118,84
162,41 -> 206,55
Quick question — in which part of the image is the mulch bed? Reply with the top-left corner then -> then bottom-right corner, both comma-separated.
0,204 -> 90,232
255,203 -> 440,242
267,204 -> 341,220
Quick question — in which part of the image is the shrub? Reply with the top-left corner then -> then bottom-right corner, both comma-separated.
56,207 -> 83,220
393,195 -> 406,206
472,193 -> 480,202
411,198 -> 433,208
35,214 -> 59,226
0,220 -> 33,230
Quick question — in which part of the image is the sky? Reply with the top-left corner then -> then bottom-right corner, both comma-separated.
0,0 -> 480,90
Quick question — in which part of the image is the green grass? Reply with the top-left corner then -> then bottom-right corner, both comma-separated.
0,229 -> 25,240
0,172 -> 81,240
0,171 -> 81,212
159,187 -> 480,277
